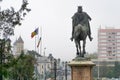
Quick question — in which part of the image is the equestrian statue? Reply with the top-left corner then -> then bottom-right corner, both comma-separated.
70,6 -> 93,57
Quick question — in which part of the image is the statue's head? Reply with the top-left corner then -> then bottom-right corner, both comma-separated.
78,6 -> 83,13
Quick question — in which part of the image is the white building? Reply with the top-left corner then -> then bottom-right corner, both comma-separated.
36,54 -> 55,79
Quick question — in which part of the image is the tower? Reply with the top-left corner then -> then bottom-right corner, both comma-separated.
13,36 -> 24,56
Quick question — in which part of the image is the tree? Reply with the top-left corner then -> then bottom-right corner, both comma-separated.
114,61 -> 120,78
0,38 -> 14,79
9,52 -> 36,80
0,0 -> 31,79
0,0 -> 31,37
86,52 -> 98,59
92,61 -> 119,79
27,50 -> 42,58
106,67 -> 114,78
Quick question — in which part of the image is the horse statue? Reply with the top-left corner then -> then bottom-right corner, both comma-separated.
73,24 -> 88,57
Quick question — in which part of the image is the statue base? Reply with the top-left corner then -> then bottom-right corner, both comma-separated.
68,57 -> 95,80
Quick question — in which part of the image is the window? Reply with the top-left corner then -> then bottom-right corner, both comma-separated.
113,47 -> 116,49
117,43 -> 120,46
100,39 -> 106,42
117,39 -> 120,42
99,35 -> 107,38
47,64 -> 50,68
113,43 -> 115,45
117,32 -> 120,35
98,50 -> 106,53
113,50 -> 116,53
99,43 -> 106,46
107,51 -> 112,53
42,65 -> 43,69
108,36 -> 111,38
112,32 -> 116,35
107,47 -> 112,49
99,32 -> 106,35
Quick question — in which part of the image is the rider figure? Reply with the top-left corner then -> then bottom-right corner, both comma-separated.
71,6 -> 93,41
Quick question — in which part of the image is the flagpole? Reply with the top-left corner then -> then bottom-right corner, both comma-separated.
31,27 -> 40,79
37,27 -> 39,54
40,27 -> 42,55
35,32 -> 36,52
34,27 -> 37,79
34,27 -> 38,54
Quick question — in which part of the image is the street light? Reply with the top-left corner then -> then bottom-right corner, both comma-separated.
54,59 -> 57,80
65,61 -> 68,80
48,53 -> 54,73
44,47 -> 46,56
43,47 -> 46,80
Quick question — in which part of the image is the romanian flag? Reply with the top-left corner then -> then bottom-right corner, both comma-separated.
31,28 -> 39,38
37,37 -> 41,48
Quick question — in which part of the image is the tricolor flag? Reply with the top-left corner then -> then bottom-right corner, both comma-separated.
37,37 -> 41,48
31,28 -> 39,38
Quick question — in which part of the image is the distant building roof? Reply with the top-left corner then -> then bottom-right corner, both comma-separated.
13,36 -> 24,45
37,56 -> 50,63
17,36 -> 24,43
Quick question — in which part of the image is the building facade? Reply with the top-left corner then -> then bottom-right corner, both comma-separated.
13,36 -> 24,56
98,27 -> 120,61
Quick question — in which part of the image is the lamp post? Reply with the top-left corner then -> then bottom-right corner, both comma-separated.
54,59 -> 57,80
49,53 -> 53,73
43,47 -> 46,80
65,61 -> 68,80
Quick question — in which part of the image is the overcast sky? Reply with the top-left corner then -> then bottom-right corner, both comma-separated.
1,0 -> 120,61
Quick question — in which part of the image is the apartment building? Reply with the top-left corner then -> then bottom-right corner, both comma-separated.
98,27 -> 120,61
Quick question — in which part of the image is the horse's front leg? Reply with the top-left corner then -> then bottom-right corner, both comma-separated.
78,41 -> 81,57
75,40 -> 79,56
83,40 -> 86,57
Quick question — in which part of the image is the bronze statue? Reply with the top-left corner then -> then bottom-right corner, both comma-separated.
71,6 -> 93,57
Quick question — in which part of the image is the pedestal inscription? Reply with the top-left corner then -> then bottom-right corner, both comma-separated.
72,66 -> 90,80
68,60 -> 95,80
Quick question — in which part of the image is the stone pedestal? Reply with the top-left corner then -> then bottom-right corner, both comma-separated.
68,57 -> 95,80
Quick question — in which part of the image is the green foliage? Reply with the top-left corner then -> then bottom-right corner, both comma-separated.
0,0 -> 31,79
86,53 -> 98,59
0,52 -> 36,80
27,50 -> 42,58
8,53 -> 36,80
0,39 -> 13,78
93,61 -> 120,78
46,71 -> 54,79
0,0 -> 31,37
114,61 -> 120,78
